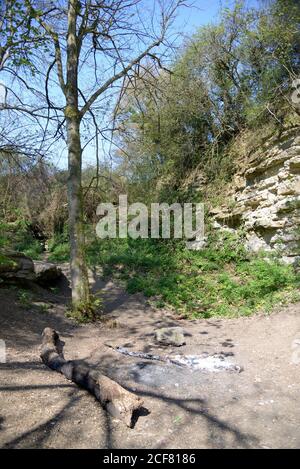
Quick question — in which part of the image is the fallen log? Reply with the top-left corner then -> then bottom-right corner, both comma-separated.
40,327 -> 144,427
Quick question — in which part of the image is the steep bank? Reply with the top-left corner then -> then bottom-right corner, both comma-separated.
203,126 -> 300,264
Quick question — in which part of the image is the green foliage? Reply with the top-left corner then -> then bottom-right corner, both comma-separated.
115,0 -> 300,200
17,289 -> 33,309
66,295 -> 102,323
0,220 -> 43,259
0,0 -> 49,73
14,231 -> 43,259
47,242 -> 70,262
48,228 -> 70,262
87,232 -> 300,318
0,223 -> 10,267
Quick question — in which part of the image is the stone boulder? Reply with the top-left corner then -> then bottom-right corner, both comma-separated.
0,253 -> 62,286
0,252 -> 35,280
155,327 -> 186,347
33,261 -> 62,285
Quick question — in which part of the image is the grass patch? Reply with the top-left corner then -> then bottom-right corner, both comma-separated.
86,232 -> 300,318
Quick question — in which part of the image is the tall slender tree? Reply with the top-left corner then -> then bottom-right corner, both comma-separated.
20,0 -> 186,316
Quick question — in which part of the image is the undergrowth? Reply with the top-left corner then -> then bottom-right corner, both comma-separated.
86,231 -> 300,319
0,220 -> 43,260
47,228 -> 70,262
66,295 -> 102,323
2,216 -> 299,320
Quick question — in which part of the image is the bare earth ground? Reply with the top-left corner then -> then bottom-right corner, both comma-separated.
0,267 -> 300,449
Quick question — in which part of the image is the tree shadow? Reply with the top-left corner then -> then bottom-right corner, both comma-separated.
0,286 -> 77,351
2,390 -> 82,449
0,417 -> 5,432
123,386 -> 260,449
1,348 -> 263,449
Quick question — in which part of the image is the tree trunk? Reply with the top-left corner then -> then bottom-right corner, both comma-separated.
66,0 -> 90,311
66,116 -> 90,309
40,328 -> 144,427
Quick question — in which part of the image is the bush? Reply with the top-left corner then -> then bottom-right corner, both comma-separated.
48,242 -> 70,262
0,220 -> 43,260
48,227 -> 70,262
14,234 -> 43,259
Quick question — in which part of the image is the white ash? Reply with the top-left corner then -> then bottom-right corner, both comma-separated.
169,353 -> 242,372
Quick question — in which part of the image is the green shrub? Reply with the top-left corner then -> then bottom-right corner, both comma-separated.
48,242 -> 70,262
0,220 -> 43,259
48,227 -> 70,262
15,237 -> 43,259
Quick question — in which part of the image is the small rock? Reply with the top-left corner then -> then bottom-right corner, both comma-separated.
155,327 -> 185,347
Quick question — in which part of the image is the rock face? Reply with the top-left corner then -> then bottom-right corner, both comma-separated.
155,327 -> 186,347
211,128 -> 300,264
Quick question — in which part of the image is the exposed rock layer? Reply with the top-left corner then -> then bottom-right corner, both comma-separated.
210,127 -> 300,263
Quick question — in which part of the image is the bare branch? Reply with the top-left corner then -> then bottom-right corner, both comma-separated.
80,39 -> 161,117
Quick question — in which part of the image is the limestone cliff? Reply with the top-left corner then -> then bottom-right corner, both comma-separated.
210,127 -> 300,264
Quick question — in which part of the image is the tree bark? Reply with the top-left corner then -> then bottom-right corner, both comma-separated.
66,0 -> 90,309
40,327 -> 144,427
66,116 -> 90,308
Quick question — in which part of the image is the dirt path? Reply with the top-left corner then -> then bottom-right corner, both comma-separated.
0,272 -> 300,449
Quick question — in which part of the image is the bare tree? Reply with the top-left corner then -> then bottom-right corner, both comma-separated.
17,0 -> 186,316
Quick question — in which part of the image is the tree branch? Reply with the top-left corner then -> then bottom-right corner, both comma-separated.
37,19 -> 66,96
80,39 -> 162,117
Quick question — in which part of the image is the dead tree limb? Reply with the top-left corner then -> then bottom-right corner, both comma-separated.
40,327 -> 144,427
105,343 -> 185,367
105,343 -> 243,373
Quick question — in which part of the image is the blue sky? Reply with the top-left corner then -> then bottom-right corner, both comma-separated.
27,0 -> 260,170
173,0 -> 260,37
0,0 -> 262,170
